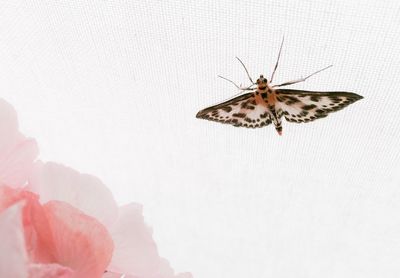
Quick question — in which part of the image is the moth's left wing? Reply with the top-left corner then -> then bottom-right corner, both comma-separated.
275,89 -> 363,123
196,92 -> 271,128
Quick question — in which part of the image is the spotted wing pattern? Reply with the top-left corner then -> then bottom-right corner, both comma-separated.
196,92 -> 271,128
275,89 -> 363,123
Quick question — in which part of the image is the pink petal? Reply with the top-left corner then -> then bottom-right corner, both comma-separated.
0,185 -> 56,263
102,272 -> 137,278
108,203 -> 160,275
0,186 -> 114,276
0,99 -> 39,188
0,98 -> 22,152
0,203 -> 28,278
41,201 -> 114,278
102,272 -> 192,278
174,273 -> 193,278
0,185 -> 24,211
0,139 -> 38,188
155,259 -> 193,278
28,162 -> 118,227
108,204 -> 191,278
28,263 -> 73,278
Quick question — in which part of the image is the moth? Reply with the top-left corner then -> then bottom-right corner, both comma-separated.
196,39 -> 363,135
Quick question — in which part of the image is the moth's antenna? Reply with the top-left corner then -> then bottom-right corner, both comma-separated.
270,36 -> 284,83
273,65 -> 333,88
304,64 -> 333,80
235,57 -> 255,84
217,75 -> 256,91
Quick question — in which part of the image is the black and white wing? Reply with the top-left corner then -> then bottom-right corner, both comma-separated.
196,92 -> 271,128
275,89 -> 363,123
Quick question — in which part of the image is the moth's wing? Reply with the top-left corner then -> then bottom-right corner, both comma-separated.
275,89 -> 363,123
196,92 -> 272,128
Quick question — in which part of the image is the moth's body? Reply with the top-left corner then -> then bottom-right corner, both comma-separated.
196,40 -> 363,135
253,76 -> 283,135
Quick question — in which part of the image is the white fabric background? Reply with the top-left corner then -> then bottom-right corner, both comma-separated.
1,0 -> 400,277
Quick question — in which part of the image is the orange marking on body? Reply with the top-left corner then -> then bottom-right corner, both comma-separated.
254,92 -> 268,107
267,90 -> 277,106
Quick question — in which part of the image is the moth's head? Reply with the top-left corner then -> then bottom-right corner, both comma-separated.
256,75 -> 269,86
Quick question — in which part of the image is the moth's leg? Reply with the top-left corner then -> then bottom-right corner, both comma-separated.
218,75 -> 241,89
273,64 -> 333,88
270,36 -> 285,83
273,77 -> 306,87
218,75 -> 256,91
235,57 -> 255,85
239,85 -> 257,91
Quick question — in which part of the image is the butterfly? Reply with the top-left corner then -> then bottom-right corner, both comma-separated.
196,38 -> 363,135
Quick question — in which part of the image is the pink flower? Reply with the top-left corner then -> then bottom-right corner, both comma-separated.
0,98 -> 192,278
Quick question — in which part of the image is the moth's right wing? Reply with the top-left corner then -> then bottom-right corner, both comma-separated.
196,92 -> 272,128
275,89 -> 363,123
